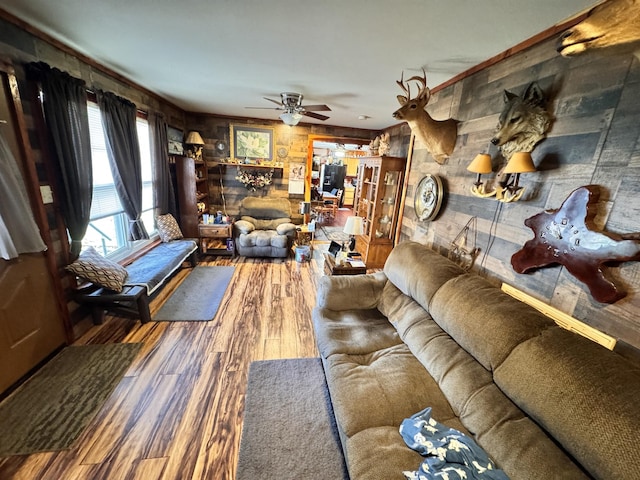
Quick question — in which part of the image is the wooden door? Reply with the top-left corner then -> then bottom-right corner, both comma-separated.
0,62 -> 66,393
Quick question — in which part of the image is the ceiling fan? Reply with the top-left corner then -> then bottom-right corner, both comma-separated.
246,92 -> 331,125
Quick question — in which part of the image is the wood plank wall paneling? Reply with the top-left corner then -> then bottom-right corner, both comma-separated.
397,35 -> 640,350
185,114 -> 378,218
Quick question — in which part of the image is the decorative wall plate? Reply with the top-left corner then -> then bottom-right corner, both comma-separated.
414,174 -> 444,221
277,146 -> 288,158
215,140 -> 227,153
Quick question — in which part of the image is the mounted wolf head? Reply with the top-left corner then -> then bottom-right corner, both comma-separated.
392,69 -> 457,164
491,82 -> 551,162
557,0 -> 640,56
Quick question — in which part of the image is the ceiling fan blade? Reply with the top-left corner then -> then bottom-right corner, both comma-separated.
263,96 -> 284,106
303,111 -> 330,121
245,106 -> 284,110
301,104 -> 331,112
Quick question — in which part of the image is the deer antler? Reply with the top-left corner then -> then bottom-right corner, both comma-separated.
396,71 -> 411,99
405,68 -> 430,100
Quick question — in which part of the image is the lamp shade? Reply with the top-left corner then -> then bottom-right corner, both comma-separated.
467,153 -> 492,174
503,152 -> 536,173
280,111 -> 303,126
185,131 -> 205,145
343,216 -> 364,236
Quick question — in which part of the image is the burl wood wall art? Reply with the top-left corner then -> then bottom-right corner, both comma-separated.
511,185 -> 640,304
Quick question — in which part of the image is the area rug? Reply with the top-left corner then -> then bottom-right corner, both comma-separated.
320,225 -> 350,242
236,358 -> 349,480
0,343 -> 141,456
153,266 -> 235,321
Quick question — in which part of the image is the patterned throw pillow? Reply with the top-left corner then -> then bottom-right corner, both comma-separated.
66,246 -> 128,292
156,214 -> 183,242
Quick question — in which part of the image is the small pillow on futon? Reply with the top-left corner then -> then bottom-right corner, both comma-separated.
66,246 -> 128,292
156,213 -> 183,242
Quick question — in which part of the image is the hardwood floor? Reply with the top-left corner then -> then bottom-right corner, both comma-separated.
0,253 -> 326,480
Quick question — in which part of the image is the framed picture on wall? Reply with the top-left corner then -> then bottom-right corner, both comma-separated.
230,124 -> 274,161
167,126 -> 184,155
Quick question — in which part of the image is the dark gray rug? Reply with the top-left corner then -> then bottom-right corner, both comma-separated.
153,266 -> 235,321
236,358 -> 349,480
0,343 -> 141,456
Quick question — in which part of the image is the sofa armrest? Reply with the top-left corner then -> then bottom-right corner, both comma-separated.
276,222 -> 297,235
234,219 -> 255,234
316,271 -> 387,311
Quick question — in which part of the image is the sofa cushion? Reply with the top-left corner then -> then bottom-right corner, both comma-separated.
315,271 -> 387,312
345,426 -> 440,480
429,274 -> 554,371
239,196 -> 291,218
275,222 -> 296,235
495,327 -> 640,480
324,343 -> 457,439
238,230 -> 289,248
234,219 -> 255,234
313,307 -> 400,357
384,242 -> 464,311
241,215 -> 291,230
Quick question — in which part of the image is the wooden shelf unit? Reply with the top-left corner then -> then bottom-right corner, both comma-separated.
174,156 -> 209,238
353,156 -> 405,268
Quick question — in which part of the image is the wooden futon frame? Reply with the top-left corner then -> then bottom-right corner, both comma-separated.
74,239 -> 198,324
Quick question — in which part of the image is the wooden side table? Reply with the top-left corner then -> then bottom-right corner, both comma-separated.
296,224 -> 315,246
323,253 -> 367,276
198,223 -> 234,256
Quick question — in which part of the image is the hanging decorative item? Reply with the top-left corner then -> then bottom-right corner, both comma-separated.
511,185 -> 640,304
392,69 -> 457,164
414,174 -> 444,221
235,168 -> 273,191
448,216 -> 480,271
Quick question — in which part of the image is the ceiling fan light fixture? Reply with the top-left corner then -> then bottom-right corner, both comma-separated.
280,111 -> 303,126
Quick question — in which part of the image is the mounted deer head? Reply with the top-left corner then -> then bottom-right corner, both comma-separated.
557,0 -> 640,57
392,69 -> 457,164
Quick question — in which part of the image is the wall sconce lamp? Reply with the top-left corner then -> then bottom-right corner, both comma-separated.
499,151 -> 536,203
280,111 -> 303,126
185,131 -> 205,161
467,151 -> 536,203
467,153 -> 494,197
343,215 -> 364,251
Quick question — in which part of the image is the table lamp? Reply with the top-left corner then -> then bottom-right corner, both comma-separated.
343,216 -> 364,251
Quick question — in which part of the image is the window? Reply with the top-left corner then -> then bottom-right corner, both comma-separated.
83,101 -> 156,257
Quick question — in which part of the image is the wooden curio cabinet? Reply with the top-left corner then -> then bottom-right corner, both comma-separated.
353,156 -> 405,268
174,155 -> 209,238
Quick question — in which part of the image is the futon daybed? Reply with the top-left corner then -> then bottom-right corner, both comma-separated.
73,239 -> 197,324
313,241 -> 640,480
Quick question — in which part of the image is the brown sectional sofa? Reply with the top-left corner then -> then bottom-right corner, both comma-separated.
312,241 -> 640,480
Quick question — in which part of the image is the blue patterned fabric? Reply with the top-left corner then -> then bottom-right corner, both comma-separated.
124,239 -> 197,294
400,407 -> 509,480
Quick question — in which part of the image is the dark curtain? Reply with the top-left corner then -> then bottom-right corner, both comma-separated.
27,62 -> 92,259
96,90 -> 149,240
149,112 -> 176,217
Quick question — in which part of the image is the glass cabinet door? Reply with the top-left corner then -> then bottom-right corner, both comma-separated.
373,170 -> 401,240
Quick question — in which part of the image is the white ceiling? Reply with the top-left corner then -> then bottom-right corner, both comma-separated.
1,0 -> 599,130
